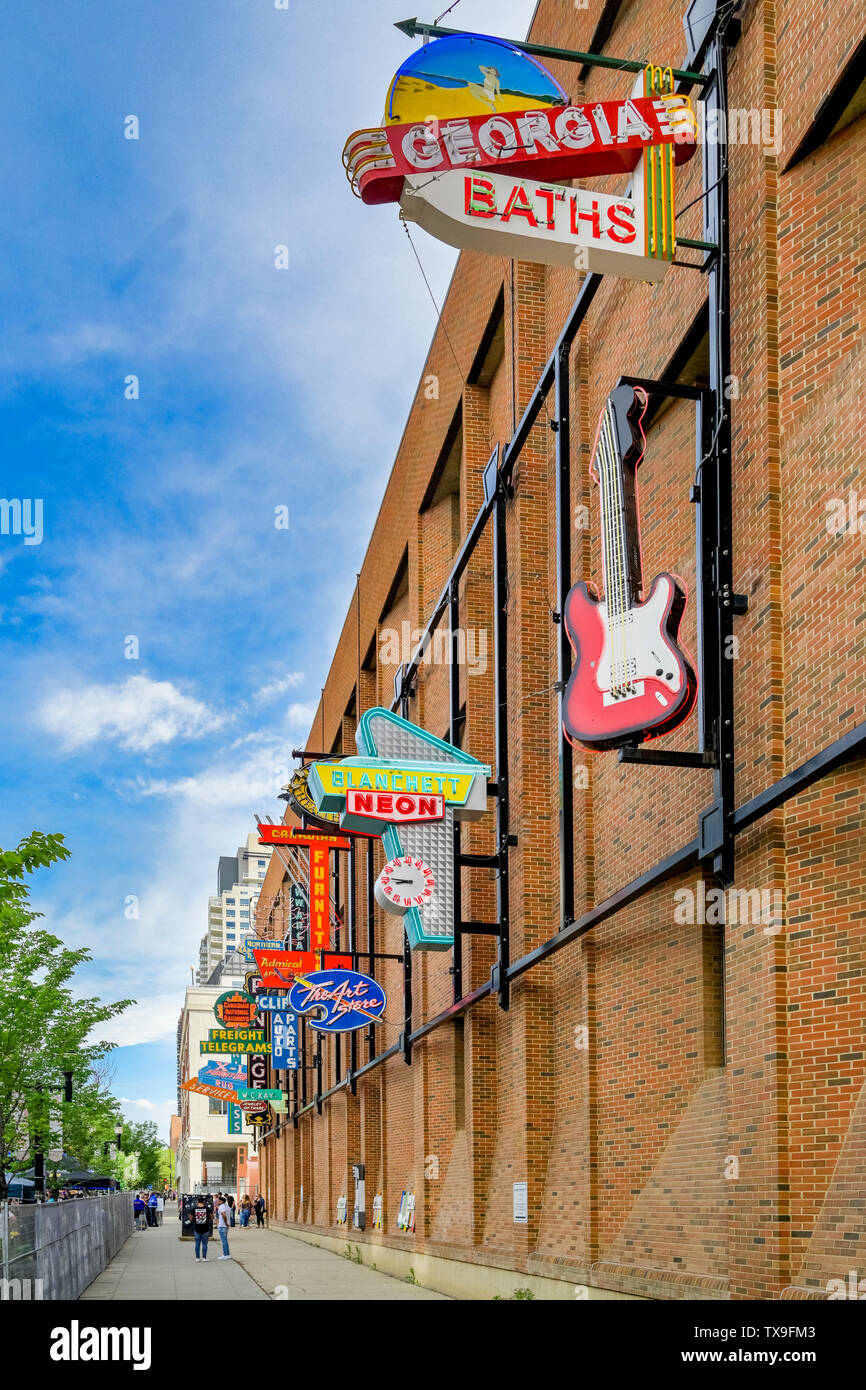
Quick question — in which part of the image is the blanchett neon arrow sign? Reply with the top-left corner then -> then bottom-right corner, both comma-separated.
308,761 -> 487,812
313,707 -> 491,952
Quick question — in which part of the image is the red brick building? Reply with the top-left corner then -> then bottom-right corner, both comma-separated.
254,0 -> 865,1299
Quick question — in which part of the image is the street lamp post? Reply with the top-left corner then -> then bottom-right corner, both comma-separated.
114,1122 -> 124,1189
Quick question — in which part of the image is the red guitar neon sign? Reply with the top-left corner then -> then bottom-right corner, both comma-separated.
562,385 -> 697,751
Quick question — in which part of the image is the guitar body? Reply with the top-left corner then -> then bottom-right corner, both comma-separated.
562,572 -> 697,751
561,382 -> 698,752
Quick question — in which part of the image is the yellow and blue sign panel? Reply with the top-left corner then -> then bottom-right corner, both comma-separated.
385,33 -> 566,125
308,762 -> 482,812
200,1028 -> 270,1055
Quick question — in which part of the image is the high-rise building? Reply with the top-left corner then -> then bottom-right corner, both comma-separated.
195,831 -> 273,983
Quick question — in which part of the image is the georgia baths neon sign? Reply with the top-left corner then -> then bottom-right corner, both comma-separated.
343,33 -> 696,280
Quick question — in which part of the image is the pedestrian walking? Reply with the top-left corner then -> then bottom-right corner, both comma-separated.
147,1191 -> 159,1227
253,1193 -> 266,1227
227,1193 -> 236,1227
133,1194 -> 147,1231
216,1193 -> 232,1259
240,1195 -> 251,1227
192,1196 -> 212,1261
156,1193 -> 165,1227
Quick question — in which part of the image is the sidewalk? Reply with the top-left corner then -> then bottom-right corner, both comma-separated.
81,1206 -> 448,1301
81,1209 -> 267,1302
224,1222 -> 448,1300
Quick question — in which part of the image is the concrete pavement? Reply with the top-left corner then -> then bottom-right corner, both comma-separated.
223,1222 -> 448,1300
81,1205 -> 448,1301
81,1207 -> 268,1302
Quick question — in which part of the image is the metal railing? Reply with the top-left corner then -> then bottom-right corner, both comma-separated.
0,1192 -> 133,1300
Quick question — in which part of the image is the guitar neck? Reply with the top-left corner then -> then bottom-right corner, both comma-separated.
595,394 -> 645,613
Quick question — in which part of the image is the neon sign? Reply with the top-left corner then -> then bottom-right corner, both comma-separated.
307,707 -> 491,951
213,990 -> 258,1028
252,947 -> 352,988
344,787 -> 444,832
343,34 -> 695,279
562,384 -> 697,749
286,968 -> 387,1034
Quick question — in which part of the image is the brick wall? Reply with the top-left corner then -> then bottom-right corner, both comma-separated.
255,0 -> 866,1298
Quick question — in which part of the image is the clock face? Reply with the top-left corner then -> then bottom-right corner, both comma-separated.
374,855 -> 436,915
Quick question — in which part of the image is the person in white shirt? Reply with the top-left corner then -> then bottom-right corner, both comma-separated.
216,1193 -> 232,1259
156,1194 -> 165,1226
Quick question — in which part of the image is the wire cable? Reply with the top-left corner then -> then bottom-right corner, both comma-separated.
400,217 -> 467,388
434,0 -> 464,22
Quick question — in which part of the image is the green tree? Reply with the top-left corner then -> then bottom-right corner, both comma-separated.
58,1066 -> 126,1176
121,1120 -> 163,1188
0,831 -> 133,1199
158,1145 -> 176,1190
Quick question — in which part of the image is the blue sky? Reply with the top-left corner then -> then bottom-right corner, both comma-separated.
0,0 -> 537,1141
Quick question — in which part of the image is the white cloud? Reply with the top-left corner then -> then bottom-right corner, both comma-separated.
138,743 -> 286,809
39,675 -> 224,753
254,671 -> 304,704
47,320 -> 131,365
285,700 -> 318,733
93,994 -> 183,1048
118,1096 -> 177,1141
135,696 -> 319,807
